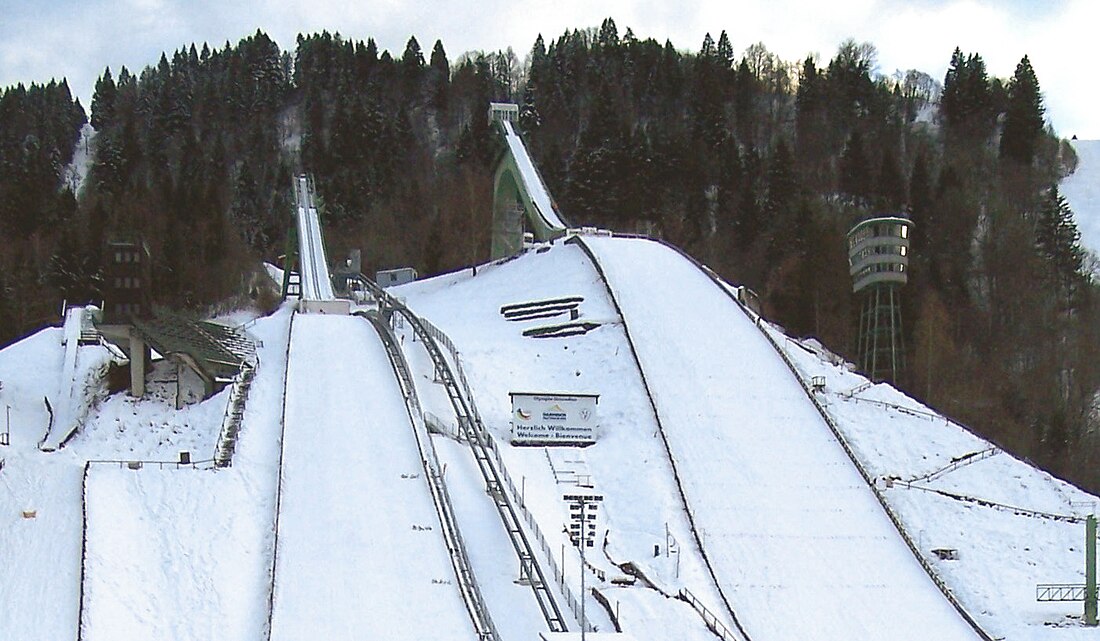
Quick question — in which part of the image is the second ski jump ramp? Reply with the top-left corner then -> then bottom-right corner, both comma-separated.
578,236 -> 982,641
293,175 -> 347,314
269,314 -> 475,640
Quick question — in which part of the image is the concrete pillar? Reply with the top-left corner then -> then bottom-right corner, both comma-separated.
129,335 -> 146,397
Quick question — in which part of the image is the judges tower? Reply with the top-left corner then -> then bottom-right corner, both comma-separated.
847,216 -> 913,383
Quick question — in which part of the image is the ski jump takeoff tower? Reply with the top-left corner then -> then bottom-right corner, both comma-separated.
847,216 -> 913,383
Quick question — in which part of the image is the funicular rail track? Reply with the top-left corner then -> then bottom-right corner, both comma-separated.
361,311 -> 500,641
360,278 -> 570,633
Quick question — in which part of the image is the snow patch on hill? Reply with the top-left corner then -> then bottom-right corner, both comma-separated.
1062,140 -> 1100,261
62,123 -> 95,196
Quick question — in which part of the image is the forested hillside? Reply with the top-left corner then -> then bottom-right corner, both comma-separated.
0,20 -> 1096,490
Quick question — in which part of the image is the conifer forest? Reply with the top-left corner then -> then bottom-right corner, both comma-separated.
0,21 -> 1096,490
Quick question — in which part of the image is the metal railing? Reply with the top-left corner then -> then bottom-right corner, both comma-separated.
891,481 -> 1083,523
679,588 -> 740,641
85,458 -> 215,470
904,446 -> 1001,484
424,411 -> 462,441
1036,584 -> 1090,602
360,278 -> 571,633
836,391 -> 946,422
484,427 -> 595,631
76,462 -> 91,641
264,312 -> 297,641
405,306 -> 600,632
365,312 -> 499,641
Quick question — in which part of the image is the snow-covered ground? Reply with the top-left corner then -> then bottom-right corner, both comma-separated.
397,244 -> 733,639
0,304 -> 290,641
399,236 -> 1100,640
2,231 -> 1097,641
41,307 -> 118,451
82,305 -> 290,641
579,236 -> 979,640
776,329 -> 1100,639
269,314 -> 476,640
62,123 -> 95,196
1063,140 -> 1100,259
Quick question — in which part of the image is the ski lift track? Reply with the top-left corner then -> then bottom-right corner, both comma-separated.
361,311 -> 500,641
360,279 -> 570,634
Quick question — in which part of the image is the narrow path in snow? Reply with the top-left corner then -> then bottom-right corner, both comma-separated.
268,314 -> 475,640
577,236 -> 982,641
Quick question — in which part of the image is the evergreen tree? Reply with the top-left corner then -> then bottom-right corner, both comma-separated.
876,148 -> 906,211
428,39 -> 450,111
90,68 -> 117,130
716,31 -> 734,69
402,36 -> 425,81
908,148 -> 933,255
1034,185 -> 1085,309
1000,55 -> 1045,166
690,38 -> 727,149
699,33 -> 716,59
519,82 -> 541,134
839,130 -> 870,203
794,57 -> 828,188
598,18 -> 620,48
940,49 -> 995,145
764,138 -> 799,259
734,58 -> 757,144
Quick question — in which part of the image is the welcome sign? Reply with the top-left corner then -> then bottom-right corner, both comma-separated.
510,392 -> 599,445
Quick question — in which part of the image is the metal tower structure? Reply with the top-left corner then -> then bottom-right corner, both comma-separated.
847,216 -> 913,383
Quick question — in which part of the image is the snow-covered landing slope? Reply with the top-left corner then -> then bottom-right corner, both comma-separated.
269,314 -> 475,641
0,306 -> 288,641
81,308 -> 292,641
1063,140 -> 1100,258
576,236 -> 982,640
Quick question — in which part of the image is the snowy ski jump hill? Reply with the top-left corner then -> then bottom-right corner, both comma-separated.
0,233 -> 1096,641
1063,139 -> 1100,258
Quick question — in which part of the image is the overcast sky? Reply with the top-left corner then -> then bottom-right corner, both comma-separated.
1,0 -> 1097,138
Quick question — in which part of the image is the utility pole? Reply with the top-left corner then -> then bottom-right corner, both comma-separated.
1036,513 -> 1098,625
1087,514 -> 1097,627
580,500 -> 587,641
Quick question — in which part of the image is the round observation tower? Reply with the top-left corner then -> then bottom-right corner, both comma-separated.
847,216 -> 913,383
